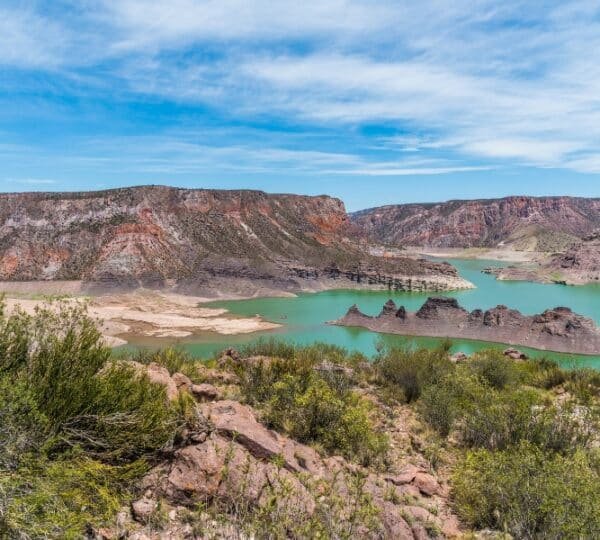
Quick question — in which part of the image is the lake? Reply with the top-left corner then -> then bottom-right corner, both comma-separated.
126,258 -> 600,368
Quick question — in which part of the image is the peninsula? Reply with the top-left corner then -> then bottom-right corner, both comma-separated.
333,297 -> 600,355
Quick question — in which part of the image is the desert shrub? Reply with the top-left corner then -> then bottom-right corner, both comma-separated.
528,358 -> 567,389
565,367 -> 600,403
264,373 -> 387,466
235,344 -> 387,466
421,369 -> 594,452
374,343 -> 453,402
240,337 -> 297,360
128,347 -> 202,381
4,301 -> 111,427
0,454 -> 144,539
419,369 -> 486,437
0,376 -> 49,470
59,362 -> 179,462
468,350 -> 522,389
452,442 -> 600,539
0,300 -> 181,463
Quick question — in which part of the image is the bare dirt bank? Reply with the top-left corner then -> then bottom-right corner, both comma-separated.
0,287 -> 280,347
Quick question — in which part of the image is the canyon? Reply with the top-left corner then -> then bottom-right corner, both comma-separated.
352,195 -> 600,249
334,296 -> 600,355
0,186 -> 471,296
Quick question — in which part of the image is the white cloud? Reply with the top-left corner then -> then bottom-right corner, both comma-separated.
1,1 -> 600,178
0,8 -> 69,68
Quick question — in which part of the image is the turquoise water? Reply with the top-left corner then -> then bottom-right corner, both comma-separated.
124,259 -> 600,368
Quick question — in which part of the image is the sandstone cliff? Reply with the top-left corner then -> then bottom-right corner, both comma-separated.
352,196 -> 600,249
334,297 -> 600,355
0,186 -> 471,294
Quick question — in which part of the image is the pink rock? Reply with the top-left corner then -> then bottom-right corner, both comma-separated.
191,383 -> 220,401
172,372 -> 192,392
413,472 -> 441,497
201,400 -> 282,461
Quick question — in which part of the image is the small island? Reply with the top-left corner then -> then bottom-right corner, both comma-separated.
333,297 -> 600,355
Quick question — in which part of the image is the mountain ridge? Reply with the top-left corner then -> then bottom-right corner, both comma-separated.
351,195 -> 600,249
0,185 -> 470,294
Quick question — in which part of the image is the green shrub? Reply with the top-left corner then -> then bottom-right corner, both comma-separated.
421,369 -> 594,452
452,442 -> 600,538
129,347 -> 201,381
468,350 -> 522,389
0,300 -> 181,463
264,373 -> 387,466
374,343 -> 452,402
240,337 -> 297,360
0,455 -> 144,539
0,376 -> 49,470
235,344 -> 387,466
60,362 -> 180,462
419,369 -> 487,437
565,368 -> 600,403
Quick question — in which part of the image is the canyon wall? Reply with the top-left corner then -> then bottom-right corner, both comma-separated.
0,186 -> 470,294
352,196 -> 600,249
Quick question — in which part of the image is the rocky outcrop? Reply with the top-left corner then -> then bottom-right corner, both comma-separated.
490,235 -> 600,285
0,186 -> 471,294
352,196 -> 600,249
136,399 -> 458,539
334,297 -> 600,355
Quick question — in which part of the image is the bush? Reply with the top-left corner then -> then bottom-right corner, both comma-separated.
240,338 -> 297,360
128,347 -> 202,381
374,343 -> 452,402
0,377 -> 49,470
60,362 -> 180,462
468,350 -> 522,389
0,455 -> 144,539
452,442 -> 600,538
235,344 -> 387,466
419,369 -> 486,437
0,300 -> 181,463
265,373 -> 387,466
421,368 -> 594,452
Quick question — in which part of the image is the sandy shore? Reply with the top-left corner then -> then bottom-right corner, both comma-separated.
0,287 -> 280,348
405,246 -> 546,263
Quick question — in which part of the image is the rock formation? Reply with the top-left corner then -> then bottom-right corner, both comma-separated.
0,186 -> 472,294
334,297 -> 600,355
352,196 -> 600,249
490,234 -> 600,285
104,360 -> 460,539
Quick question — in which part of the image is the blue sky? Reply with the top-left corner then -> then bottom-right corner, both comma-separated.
1,1 -> 600,210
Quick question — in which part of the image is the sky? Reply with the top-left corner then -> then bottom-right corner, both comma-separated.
1,1 -> 600,210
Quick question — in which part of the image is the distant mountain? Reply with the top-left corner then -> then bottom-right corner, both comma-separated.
0,186 -> 470,294
351,196 -> 600,249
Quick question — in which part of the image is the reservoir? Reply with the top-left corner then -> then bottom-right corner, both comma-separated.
129,258 -> 600,368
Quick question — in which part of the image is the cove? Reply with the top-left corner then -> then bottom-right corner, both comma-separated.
125,258 -> 600,369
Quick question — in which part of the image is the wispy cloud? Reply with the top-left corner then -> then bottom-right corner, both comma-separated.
1,0 -> 600,188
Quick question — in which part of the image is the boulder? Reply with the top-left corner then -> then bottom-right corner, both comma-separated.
131,497 -> 157,524
171,372 -> 192,392
200,400 -> 282,461
503,347 -> 528,360
413,472 -> 441,497
314,360 -> 354,378
191,383 -> 220,401
450,351 -> 468,363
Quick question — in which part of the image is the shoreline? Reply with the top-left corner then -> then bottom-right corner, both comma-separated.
0,271 -> 474,347
333,298 -> 600,356
408,246 -> 546,263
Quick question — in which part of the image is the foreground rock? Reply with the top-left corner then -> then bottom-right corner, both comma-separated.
135,399 -> 458,539
334,297 -> 600,355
